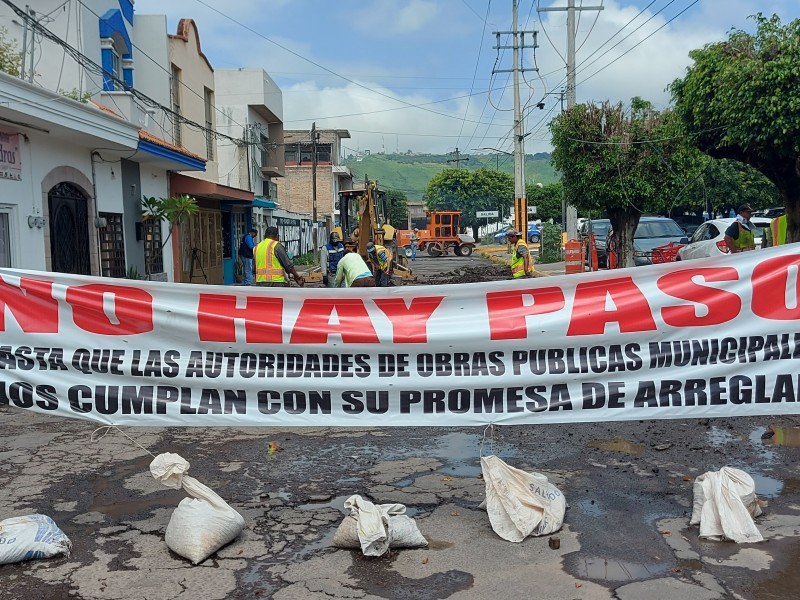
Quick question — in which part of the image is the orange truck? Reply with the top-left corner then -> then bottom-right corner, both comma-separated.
397,211 -> 476,257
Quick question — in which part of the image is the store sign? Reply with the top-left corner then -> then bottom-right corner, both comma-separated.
0,132 -> 21,181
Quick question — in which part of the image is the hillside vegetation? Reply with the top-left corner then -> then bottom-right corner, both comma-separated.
344,152 -> 559,200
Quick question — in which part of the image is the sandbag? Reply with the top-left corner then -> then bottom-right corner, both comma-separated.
481,455 -> 566,542
689,466 -> 763,543
150,452 -> 245,564
332,495 -> 427,556
0,514 -> 72,565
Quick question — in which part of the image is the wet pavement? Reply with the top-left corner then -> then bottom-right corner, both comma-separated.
2,253 -> 799,599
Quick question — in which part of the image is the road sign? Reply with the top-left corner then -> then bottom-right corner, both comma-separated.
476,211 -> 499,218
527,205 -> 537,214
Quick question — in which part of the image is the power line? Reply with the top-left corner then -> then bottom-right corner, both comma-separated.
1,0 -> 251,148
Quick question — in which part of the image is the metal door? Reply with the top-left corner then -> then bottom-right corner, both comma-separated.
48,183 -> 90,275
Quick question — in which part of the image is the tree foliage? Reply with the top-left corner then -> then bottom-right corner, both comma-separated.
549,98 -> 700,267
526,182 -> 563,224
0,26 -> 22,77
383,188 -> 409,229
141,195 -> 199,279
423,167 -> 513,239
669,13 -> 800,241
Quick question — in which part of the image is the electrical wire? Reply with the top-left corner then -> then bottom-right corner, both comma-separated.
189,0 -> 508,127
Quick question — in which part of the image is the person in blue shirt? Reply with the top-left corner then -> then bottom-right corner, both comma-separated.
321,232 -> 346,287
238,227 -> 257,286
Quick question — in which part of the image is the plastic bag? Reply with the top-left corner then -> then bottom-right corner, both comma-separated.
0,514 -> 72,565
689,466 -> 763,543
480,455 -> 566,542
150,453 -> 245,564
331,495 -> 427,556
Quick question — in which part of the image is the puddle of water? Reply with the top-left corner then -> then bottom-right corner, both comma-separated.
349,561 -> 474,600
588,438 -> 644,454
268,490 -> 292,501
708,426 -> 735,447
395,478 -> 414,488
750,427 -> 778,464
433,432 -> 517,478
750,472 -> 784,498
298,494 -> 351,513
752,540 -> 800,600
575,498 -> 606,518
576,556 -> 670,581
91,455 -> 185,518
764,426 -> 800,448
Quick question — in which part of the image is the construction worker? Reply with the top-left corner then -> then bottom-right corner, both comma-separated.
334,251 -> 375,288
723,204 -> 756,253
254,226 -> 305,287
366,241 -> 393,287
321,231 -> 345,287
762,214 -> 788,247
506,228 -> 534,278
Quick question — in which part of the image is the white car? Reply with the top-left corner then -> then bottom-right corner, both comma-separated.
676,217 -> 772,261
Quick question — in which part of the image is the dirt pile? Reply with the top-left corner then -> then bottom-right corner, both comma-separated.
412,264 -> 509,286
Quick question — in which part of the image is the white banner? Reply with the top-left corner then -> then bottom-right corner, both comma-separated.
2,245 -> 800,427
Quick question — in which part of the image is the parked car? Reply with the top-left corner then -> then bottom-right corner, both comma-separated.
676,217 -> 771,261
578,218 -> 611,268
494,223 -> 541,245
607,217 -> 688,266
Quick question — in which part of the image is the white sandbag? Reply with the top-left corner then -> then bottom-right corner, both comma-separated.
332,495 -> 427,556
150,453 -> 245,564
0,514 -> 71,565
481,455 -> 566,542
689,466 -> 763,543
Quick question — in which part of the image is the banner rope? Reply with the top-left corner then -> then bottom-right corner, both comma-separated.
480,424 -> 495,457
90,425 -> 157,459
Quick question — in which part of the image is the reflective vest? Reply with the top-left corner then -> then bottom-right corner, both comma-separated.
255,239 -> 285,283
324,242 -> 345,275
734,222 -> 755,251
771,215 -> 787,246
372,245 -> 392,272
510,239 -> 532,278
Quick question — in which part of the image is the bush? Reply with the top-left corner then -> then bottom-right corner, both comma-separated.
538,222 -> 563,264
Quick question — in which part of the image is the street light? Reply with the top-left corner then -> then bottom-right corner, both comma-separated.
473,147 -> 513,171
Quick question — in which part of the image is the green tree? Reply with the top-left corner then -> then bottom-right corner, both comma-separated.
0,26 -> 22,76
141,194 -> 199,279
384,188 -> 409,229
670,14 -> 800,241
550,98 -> 700,267
424,167 -> 513,239
526,182 -> 564,225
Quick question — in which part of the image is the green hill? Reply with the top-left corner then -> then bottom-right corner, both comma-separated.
344,152 -> 559,200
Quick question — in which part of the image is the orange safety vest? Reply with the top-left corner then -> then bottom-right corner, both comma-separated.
771,215 -> 787,246
510,239 -> 532,278
255,239 -> 285,283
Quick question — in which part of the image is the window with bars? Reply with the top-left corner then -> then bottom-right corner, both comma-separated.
98,212 -> 126,278
143,218 -> 164,275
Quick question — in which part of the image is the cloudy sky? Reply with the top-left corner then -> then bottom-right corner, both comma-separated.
134,0 -> 795,156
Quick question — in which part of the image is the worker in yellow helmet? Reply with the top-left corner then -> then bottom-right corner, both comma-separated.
506,229 -> 534,278
366,241 -> 393,287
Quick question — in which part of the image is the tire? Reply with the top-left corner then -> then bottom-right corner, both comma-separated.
427,243 -> 443,257
529,234 -> 540,244
403,246 -> 412,258
455,244 -> 473,257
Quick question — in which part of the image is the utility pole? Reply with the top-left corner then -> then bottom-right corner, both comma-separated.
539,0 -> 603,238
493,1 -> 538,238
447,147 -> 469,168
311,122 -> 318,246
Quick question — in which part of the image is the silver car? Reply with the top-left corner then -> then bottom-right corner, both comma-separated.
676,217 -> 771,261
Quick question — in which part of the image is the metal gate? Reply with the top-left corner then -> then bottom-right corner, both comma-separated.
48,182 -> 91,275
